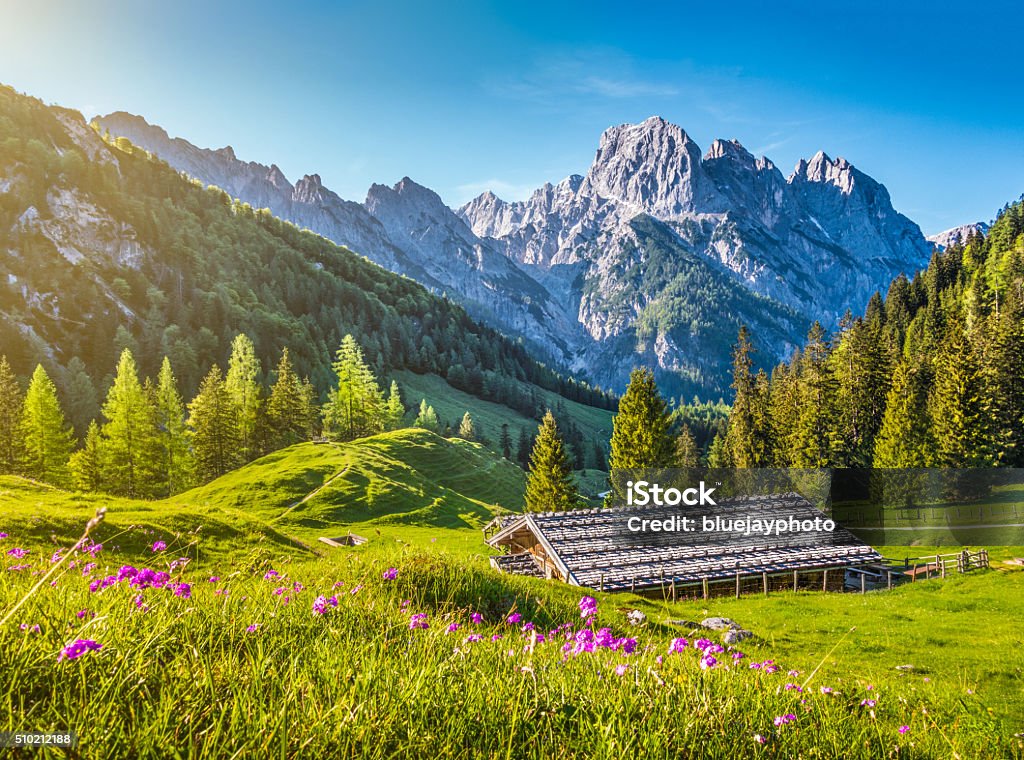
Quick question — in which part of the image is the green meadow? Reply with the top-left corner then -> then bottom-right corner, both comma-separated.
1,432 -> 1023,758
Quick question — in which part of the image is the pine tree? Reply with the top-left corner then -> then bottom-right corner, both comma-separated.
457,412 -> 475,441
69,421 -> 104,492
188,365 -> 241,482
322,335 -> 384,441
0,356 -> 24,474
19,365 -> 73,485
609,368 -> 674,470
152,357 -> 192,496
413,399 -> 439,433
673,425 -> 701,468
524,411 -> 579,512
384,380 -> 405,431
591,440 -> 607,471
225,334 -> 262,461
873,359 -> 934,467
267,348 -> 315,449
499,423 -> 513,460
100,349 -> 153,497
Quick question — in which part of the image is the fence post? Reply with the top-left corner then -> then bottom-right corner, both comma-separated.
793,570 -> 798,592
822,569 -> 829,592
702,577 -> 709,600
762,572 -> 769,596
600,573 -> 605,592
886,570 -> 892,590
860,572 -> 866,594
735,571 -> 741,599
671,577 -> 676,602
630,577 -> 635,593
912,564 -> 917,582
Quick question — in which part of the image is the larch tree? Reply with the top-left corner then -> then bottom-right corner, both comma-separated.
188,365 -> 241,482
322,335 -> 384,441
413,399 -> 439,433
100,349 -> 153,497
673,425 -> 701,468
457,412 -> 475,441
524,410 -> 579,512
384,380 -> 405,431
69,420 -> 105,492
225,334 -> 262,462
152,357 -> 192,496
266,348 -> 315,449
20,364 -> 74,486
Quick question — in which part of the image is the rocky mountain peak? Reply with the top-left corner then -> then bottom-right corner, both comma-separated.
704,138 -> 754,163
582,116 -> 724,217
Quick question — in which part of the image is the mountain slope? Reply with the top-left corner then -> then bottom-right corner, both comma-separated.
94,111 -> 582,368
461,118 -> 932,394
94,113 -> 932,397
0,85 -> 613,431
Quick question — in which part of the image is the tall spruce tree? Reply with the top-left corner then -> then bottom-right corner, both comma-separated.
225,334 -> 262,462
524,410 -> 579,512
609,368 -> 674,470
791,323 -> 838,468
516,427 -> 532,470
20,365 -> 73,485
152,357 -> 192,496
723,327 -> 772,467
322,335 -> 384,441
100,349 -> 153,497
873,359 -> 934,467
929,321 -> 996,466
188,365 -> 241,482
499,423 -> 513,460
0,356 -> 24,474
830,312 -> 891,467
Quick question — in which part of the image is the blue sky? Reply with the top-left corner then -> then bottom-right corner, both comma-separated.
1,0 -> 1021,232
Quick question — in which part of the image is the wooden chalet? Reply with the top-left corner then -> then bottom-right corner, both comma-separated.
484,493 -> 882,597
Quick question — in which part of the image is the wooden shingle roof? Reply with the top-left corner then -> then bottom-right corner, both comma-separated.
487,493 -> 881,590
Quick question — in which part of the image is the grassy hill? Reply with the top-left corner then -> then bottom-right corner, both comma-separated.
0,429 -> 521,562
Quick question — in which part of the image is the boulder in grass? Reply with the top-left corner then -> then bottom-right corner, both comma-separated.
724,628 -> 754,645
700,617 -> 740,631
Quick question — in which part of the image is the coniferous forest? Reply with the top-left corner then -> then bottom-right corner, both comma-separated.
715,201 -> 1024,469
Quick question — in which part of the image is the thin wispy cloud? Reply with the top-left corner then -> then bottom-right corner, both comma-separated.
484,48 -> 685,106
575,76 -> 680,99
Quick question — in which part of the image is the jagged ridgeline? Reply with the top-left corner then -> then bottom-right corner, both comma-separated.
716,201 -> 1024,468
0,85 -> 616,420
